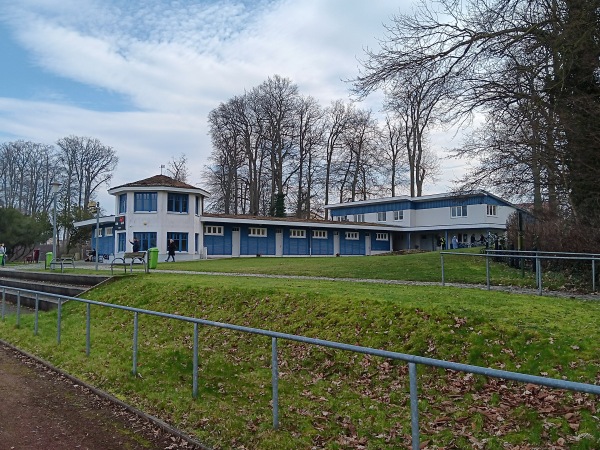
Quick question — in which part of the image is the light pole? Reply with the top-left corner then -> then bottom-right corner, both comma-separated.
50,182 -> 61,266
94,202 -> 100,271
88,201 -> 100,271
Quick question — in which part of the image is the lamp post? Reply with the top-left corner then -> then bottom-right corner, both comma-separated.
94,202 -> 100,271
88,201 -> 100,271
50,182 -> 61,266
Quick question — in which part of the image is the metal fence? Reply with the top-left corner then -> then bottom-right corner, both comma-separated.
1,285 -> 599,450
441,249 -> 600,294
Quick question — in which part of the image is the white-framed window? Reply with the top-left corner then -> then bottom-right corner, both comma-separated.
312,230 -> 328,239
487,204 -> 497,216
335,215 -> 347,222
355,214 -> 364,223
105,227 -> 113,236
94,228 -> 102,238
345,231 -> 359,240
394,210 -> 404,221
376,233 -> 389,241
451,205 -> 468,218
377,212 -> 386,221
249,227 -> 267,237
290,229 -> 306,238
205,226 -> 224,235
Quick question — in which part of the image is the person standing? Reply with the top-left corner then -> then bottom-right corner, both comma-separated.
451,235 -> 458,249
129,238 -> 140,252
0,243 -> 5,266
165,239 -> 176,262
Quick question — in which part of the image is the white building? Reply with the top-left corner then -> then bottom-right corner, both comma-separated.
75,176 -> 522,259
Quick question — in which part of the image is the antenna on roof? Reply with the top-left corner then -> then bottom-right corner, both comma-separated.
160,164 -> 165,175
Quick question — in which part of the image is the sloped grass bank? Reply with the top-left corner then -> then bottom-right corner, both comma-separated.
155,249 -> 565,290
1,274 -> 598,449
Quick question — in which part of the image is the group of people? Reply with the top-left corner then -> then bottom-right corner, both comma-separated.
129,237 -> 177,262
437,233 -> 501,250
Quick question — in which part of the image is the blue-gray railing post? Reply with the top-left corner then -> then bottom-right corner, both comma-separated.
441,254 -> 445,286
193,323 -> 199,399
535,256 -> 542,295
409,362 -> 420,450
34,293 -> 39,336
486,253 -> 490,290
86,303 -> 91,356
272,337 -> 279,430
592,259 -> 596,292
1,287 -> 5,321
132,312 -> 139,376
16,291 -> 21,327
57,298 -> 62,344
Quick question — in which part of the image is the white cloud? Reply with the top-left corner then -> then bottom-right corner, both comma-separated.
0,0 -> 464,211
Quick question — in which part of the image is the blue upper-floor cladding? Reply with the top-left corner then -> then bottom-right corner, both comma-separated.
327,192 -> 509,217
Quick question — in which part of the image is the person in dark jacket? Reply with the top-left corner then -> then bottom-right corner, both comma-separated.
166,239 -> 176,262
130,238 -> 140,252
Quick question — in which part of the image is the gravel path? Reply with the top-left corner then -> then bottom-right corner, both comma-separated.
0,343 -> 206,450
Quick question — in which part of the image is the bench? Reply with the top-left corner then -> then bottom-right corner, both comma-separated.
110,252 -> 148,274
50,255 -> 76,272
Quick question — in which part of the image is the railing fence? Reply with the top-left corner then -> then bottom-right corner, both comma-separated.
441,250 -> 600,294
1,286 -> 599,450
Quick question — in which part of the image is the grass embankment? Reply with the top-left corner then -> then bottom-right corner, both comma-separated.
154,248 -> 576,291
1,253 -> 599,449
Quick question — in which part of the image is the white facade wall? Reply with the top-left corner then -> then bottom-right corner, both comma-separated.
353,203 -> 513,230
113,190 -> 205,261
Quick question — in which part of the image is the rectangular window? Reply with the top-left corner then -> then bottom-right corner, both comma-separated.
376,233 -> 389,241
377,212 -> 387,222
134,192 -> 157,212
195,196 -> 200,215
119,194 -> 127,214
167,193 -> 188,213
167,232 -> 188,252
451,205 -> 468,218
355,214 -> 364,223
117,233 -> 126,252
249,227 -> 267,237
94,228 -> 102,238
133,232 -> 157,251
487,204 -> 497,216
312,230 -> 328,239
105,227 -> 113,237
394,210 -> 404,221
204,226 -> 224,235
290,229 -> 306,238
345,231 -> 359,240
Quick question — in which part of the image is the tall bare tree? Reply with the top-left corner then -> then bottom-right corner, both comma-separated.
167,154 -> 190,183
354,0 -> 600,221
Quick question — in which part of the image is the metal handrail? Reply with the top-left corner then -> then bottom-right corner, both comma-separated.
440,250 -> 600,294
1,285 -> 599,450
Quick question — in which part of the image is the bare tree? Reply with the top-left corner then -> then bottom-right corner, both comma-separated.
354,0 -> 600,221
167,154 -> 190,183
0,141 -> 58,216
255,75 -> 300,217
322,100 -> 353,218
293,95 -> 324,218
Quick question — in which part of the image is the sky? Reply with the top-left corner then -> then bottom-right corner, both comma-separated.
0,0 -> 466,215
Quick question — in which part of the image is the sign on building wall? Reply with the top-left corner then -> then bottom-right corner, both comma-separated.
115,216 -> 126,231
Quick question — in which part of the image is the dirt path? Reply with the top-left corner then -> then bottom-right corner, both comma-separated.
0,343 -> 205,450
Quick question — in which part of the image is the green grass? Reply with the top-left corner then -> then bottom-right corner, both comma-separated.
1,254 -> 599,449
155,248 -> 549,286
